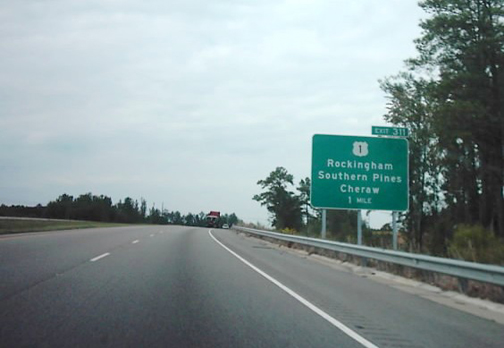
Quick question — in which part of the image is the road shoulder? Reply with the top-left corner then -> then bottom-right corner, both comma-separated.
235,230 -> 504,326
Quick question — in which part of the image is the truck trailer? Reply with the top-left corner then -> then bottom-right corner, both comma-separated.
206,211 -> 221,228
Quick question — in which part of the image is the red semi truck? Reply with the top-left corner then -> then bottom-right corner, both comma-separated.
206,211 -> 221,228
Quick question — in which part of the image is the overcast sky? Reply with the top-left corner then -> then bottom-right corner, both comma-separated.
1,0 -> 425,228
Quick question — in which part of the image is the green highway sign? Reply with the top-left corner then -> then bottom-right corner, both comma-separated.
371,126 -> 409,137
311,134 -> 409,211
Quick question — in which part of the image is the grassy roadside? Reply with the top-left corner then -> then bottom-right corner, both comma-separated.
0,219 -> 128,235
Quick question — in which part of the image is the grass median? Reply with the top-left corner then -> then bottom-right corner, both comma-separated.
0,218 -> 128,235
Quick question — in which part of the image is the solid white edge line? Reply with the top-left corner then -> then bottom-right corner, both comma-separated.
90,252 -> 110,262
208,230 -> 379,348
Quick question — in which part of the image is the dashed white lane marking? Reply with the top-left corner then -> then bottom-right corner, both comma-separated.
90,253 -> 110,262
132,240 -> 139,244
208,230 -> 379,348
150,234 -> 155,237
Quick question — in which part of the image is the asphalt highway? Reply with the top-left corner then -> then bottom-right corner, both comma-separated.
1,226 -> 503,347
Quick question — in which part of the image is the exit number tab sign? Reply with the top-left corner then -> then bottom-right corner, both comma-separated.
311,134 -> 409,211
371,126 -> 409,137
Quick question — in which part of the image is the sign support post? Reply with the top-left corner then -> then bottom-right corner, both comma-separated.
321,209 -> 327,239
357,210 -> 362,245
392,211 -> 398,250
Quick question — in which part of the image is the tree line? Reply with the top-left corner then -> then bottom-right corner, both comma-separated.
0,193 -> 239,227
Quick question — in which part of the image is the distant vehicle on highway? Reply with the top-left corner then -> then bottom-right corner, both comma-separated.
206,211 -> 221,228
222,224 -> 229,229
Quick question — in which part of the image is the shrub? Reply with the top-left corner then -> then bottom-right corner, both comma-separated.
448,224 -> 504,265
281,227 -> 297,235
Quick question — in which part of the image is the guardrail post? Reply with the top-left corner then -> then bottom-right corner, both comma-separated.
458,278 -> 469,294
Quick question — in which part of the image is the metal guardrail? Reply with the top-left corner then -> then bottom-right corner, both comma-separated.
233,226 -> 504,287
